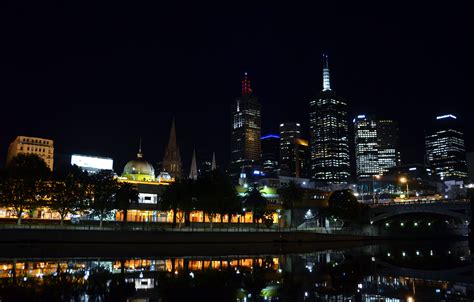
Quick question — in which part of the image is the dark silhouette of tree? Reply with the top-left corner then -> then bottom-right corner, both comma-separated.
197,170 -> 240,229
115,182 -> 139,223
161,181 -> 182,228
49,165 -> 91,225
278,181 -> 304,228
327,190 -> 368,226
0,154 -> 50,224
89,170 -> 118,227
242,184 -> 268,227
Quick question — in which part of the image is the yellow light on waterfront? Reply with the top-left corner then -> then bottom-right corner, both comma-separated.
399,177 -> 407,184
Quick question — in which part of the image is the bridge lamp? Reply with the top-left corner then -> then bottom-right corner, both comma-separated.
385,222 -> 389,227
428,222 -> 432,226
400,222 -> 404,227
402,251 -> 406,257
399,177 -> 409,198
416,250 -> 420,256
387,252 -> 391,257
413,222 -> 418,227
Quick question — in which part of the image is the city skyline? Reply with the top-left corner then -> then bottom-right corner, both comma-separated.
2,3 -> 473,172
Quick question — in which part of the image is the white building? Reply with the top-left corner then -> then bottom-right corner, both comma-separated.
6,136 -> 54,170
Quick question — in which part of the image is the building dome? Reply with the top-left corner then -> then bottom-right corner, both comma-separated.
122,151 -> 155,181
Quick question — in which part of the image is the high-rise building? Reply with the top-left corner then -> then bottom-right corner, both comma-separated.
466,151 -> 474,182
309,55 -> 350,184
377,119 -> 401,173
354,115 -> 379,179
354,116 -> 401,179
230,72 -> 261,178
279,122 -> 309,177
425,114 -> 467,181
162,119 -> 182,179
279,122 -> 301,176
261,134 -> 279,176
6,136 -> 54,170
294,138 -> 309,178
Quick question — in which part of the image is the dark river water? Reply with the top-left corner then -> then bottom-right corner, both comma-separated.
0,240 -> 472,301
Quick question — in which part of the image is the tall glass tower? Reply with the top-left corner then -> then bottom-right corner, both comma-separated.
230,73 -> 261,178
354,115 -> 379,179
309,55 -> 350,184
425,114 -> 467,181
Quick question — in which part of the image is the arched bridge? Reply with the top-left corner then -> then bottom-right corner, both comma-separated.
368,200 -> 471,224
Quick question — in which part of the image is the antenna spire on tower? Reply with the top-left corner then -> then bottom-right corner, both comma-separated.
322,54 -> 331,91
137,138 -> 143,158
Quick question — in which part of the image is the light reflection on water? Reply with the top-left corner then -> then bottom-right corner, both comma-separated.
0,241 -> 473,301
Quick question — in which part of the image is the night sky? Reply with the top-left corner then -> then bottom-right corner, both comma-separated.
1,2 -> 473,173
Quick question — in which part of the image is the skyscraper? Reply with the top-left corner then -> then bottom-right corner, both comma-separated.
354,115 -> 379,179
377,119 -> 401,173
425,114 -> 467,181
162,119 -> 182,179
230,72 -> 261,178
309,55 -> 350,184
261,134 -> 279,176
279,122 -> 304,177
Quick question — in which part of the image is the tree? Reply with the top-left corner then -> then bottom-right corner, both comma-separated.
161,182 -> 181,228
242,184 -> 268,227
327,190 -> 368,226
0,154 -> 50,224
278,181 -> 304,228
196,170 -> 240,229
48,165 -> 91,225
115,182 -> 139,223
89,170 -> 118,227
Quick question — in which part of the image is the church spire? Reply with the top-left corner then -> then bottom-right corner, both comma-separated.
241,72 -> 252,96
162,117 -> 182,179
189,149 -> 198,180
211,152 -> 216,170
168,117 -> 177,149
322,54 -> 331,91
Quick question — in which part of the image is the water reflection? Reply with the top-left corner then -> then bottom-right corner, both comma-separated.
0,241 -> 473,301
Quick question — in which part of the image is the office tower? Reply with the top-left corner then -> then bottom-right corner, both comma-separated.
309,55 -> 350,184
261,134 -> 280,175
425,114 -> 467,181
354,115 -> 379,179
6,136 -> 54,170
279,122 -> 301,176
466,151 -> 474,182
279,122 -> 309,177
377,119 -> 401,173
230,72 -> 261,178
162,119 -> 182,179
294,138 -> 309,178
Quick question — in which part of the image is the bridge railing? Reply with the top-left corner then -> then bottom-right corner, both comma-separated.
369,199 -> 470,208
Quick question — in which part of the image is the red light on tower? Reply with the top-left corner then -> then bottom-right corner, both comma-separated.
241,72 -> 252,96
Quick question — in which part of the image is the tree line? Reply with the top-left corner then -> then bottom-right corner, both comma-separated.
0,154 -> 307,228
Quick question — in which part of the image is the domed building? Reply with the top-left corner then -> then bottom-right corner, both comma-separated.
122,148 -> 155,182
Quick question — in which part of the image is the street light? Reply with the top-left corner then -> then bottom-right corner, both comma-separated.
372,175 -> 381,204
399,177 -> 409,199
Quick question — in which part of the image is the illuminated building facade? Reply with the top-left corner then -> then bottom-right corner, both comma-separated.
377,119 -> 401,174
6,136 -> 54,170
354,115 -> 379,179
425,114 -> 467,181
261,134 -> 279,176
309,55 -> 350,184
230,72 -> 261,178
162,119 -> 182,179
71,154 -> 113,174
